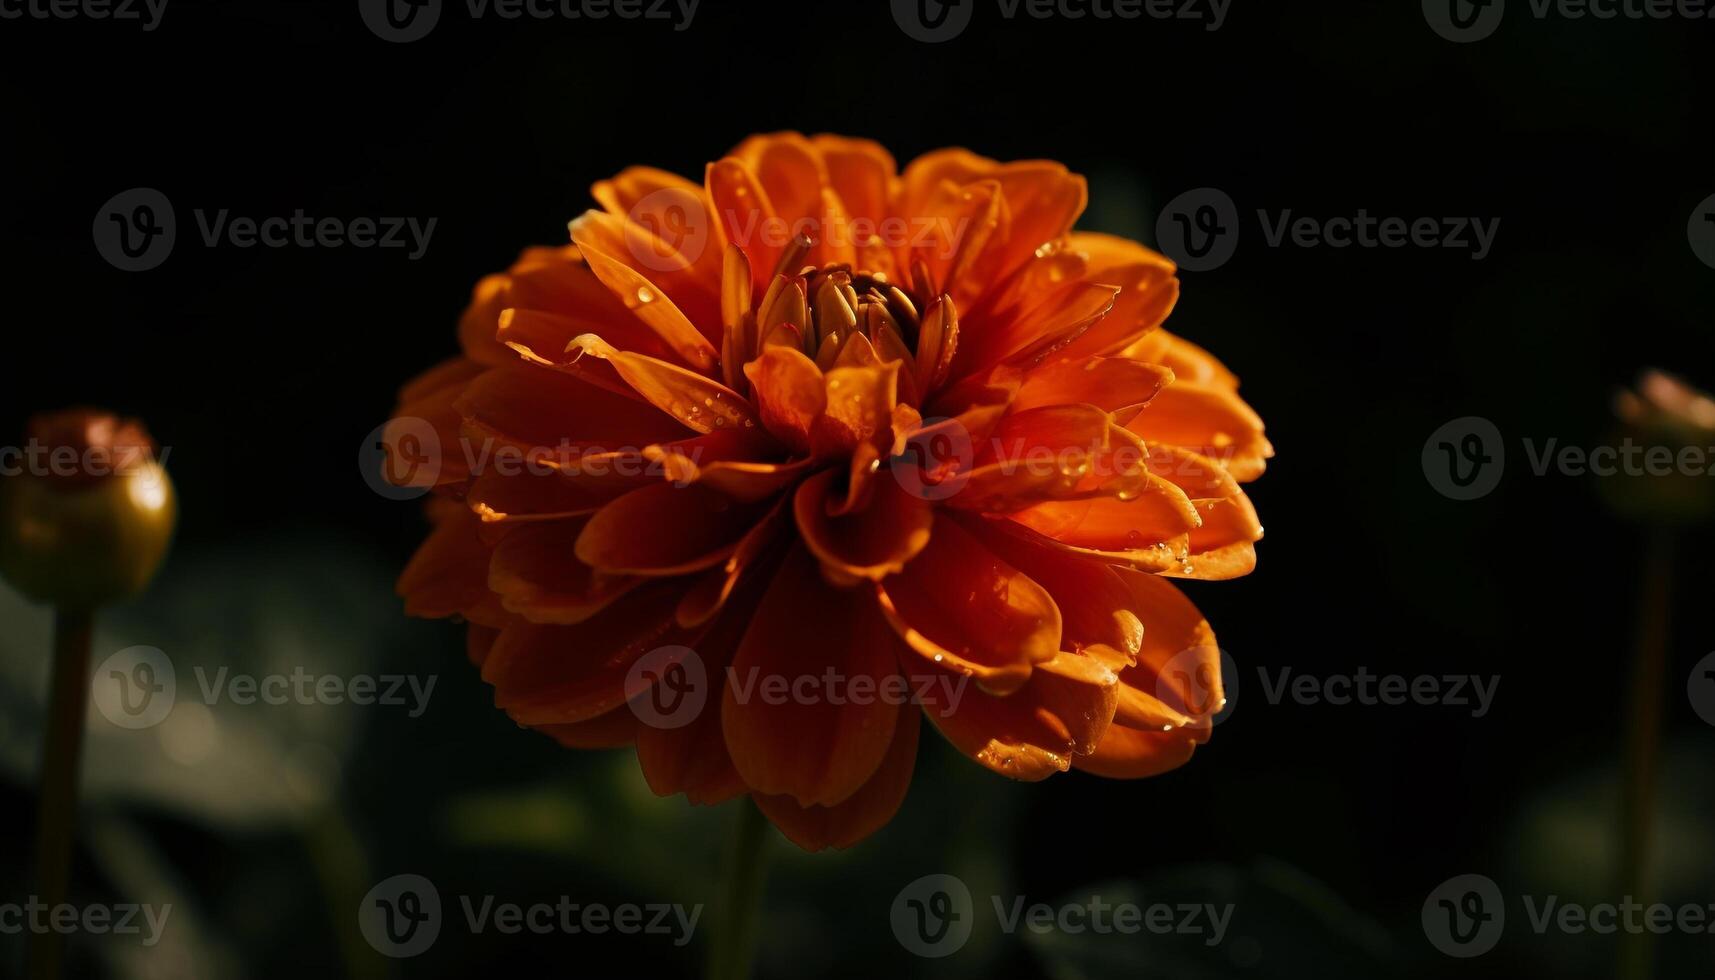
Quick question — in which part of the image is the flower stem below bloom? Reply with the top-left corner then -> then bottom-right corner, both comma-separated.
1619,528 -> 1673,980
27,608 -> 94,980
707,797 -> 771,980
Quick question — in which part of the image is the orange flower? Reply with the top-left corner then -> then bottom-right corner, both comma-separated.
387,133 -> 1270,851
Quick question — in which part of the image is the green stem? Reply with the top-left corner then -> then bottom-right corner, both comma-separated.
1619,528 -> 1673,980
706,798 -> 771,980
27,609 -> 95,980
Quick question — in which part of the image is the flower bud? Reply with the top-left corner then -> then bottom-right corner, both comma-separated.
1598,370 -> 1715,524
0,409 -> 177,609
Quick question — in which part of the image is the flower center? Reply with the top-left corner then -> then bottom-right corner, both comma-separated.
758,235 -> 919,363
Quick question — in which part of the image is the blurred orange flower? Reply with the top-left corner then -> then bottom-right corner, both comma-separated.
387,133 -> 1269,850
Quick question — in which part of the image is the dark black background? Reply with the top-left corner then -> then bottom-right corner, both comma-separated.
3,1 -> 1713,977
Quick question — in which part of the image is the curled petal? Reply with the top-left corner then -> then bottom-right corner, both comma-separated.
1128,380 -> 1272,482
744,345 -> 825,454
913,650 -> 1117,781
1013,358 -> 1174,416
1166,492 -> 1265,581
875,514 -> 1061,695
1008,472 -> 1202,553
1073,723 -> 1207,779
566,334 -> 758,436
794,467 -> 933,582
1122,327 -> 1240,389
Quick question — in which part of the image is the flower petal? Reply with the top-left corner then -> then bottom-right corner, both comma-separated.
457,363 -> 691,453
1166,492 -> 1264,581
570,227 -> 719,374
875,514 -> 1061,695
1013,358 -> 1174,416
794,467 -> 932,582
576,482 -> 772,576
913,651 -> 1117,781
754,707 -> 920,851
488,519 -> 643,625
397,499 -> 506,626
565,334 -> 759,436
481,581 -> 692,725
1128,380 -> 1272,482
743,345 -> 825,454
540,708 -> 641,750
1072,723 -> 1206,779
720,545 -> 905,807
569,210 -> 722,339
